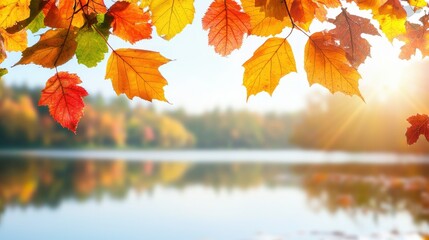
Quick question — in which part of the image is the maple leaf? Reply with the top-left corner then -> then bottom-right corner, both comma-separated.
202,0 -> 251,56
107,1 -> 152,44
328,9 -> 380,67
76,27 -> 108,67
243,37 -> 297,98
374,0 -> 407,41
397,15 -> 429,59
0,0 -> 31,29
15,28 -> 77,68
150,0 -> 195,40
0,28 -> 27,52
406,114 -> 429,145
105,49 -> 171,101
39,72 -> 88,133
304,31 -> 363,98
241,0 -> 291,36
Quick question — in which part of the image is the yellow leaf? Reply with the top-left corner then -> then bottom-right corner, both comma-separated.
243,37 -> 296,98
150,0 -> 194,40
0,28 -> 27,51
241,0 -> 292,36
105,49 -> 171,102
374,0 -> 407,41
304,32 -> 363,98
375,14 -> 406,41
408,0 -> 427,8
15,28 -> 77,68
0,0 -> 30,28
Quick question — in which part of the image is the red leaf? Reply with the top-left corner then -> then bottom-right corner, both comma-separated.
107,1 -> 152,44
39,72 -> 88,133
406,114 -> 429,145
202,0 -> 251,56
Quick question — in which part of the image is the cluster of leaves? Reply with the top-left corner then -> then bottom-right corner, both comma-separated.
0,0 -> 428,144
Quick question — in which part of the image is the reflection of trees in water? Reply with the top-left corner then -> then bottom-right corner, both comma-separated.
1,159 -> 429,225
298,163 -> 429,225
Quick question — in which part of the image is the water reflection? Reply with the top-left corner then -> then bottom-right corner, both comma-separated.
1,158 -> 429,239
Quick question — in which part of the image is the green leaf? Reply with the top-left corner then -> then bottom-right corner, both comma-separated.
27,12 -> 45,33
76,27 -> 108,68
0,68 -> 7,77
96,14 -> 112,37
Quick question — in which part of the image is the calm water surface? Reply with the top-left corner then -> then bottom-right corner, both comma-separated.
0,151 -> 429,240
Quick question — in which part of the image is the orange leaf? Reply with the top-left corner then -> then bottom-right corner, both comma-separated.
397,15 -> 429,59
105,49 -> 171,102
304,32 -> 363,98
108,1 -> 152,44
202,0 -> 250,56
406,114 -> 429,145
290,0 -> 318,31
39,72 -> 88,133
347,0 -> 387,12
44,0 -> 106,28
328,9 -> 380,67
15,28 -> 77,68
243,37 -> 296,98
44,0 -> 84,28
241,0 -> 291,36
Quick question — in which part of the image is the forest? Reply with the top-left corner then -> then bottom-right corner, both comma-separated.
1,75 -> 428,152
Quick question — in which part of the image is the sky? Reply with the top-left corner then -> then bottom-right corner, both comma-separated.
1,1 -> 417,114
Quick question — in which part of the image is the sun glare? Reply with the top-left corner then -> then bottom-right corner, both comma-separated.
360,40 -> 408,103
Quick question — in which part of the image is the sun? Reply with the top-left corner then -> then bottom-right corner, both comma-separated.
359,40 -> 408,103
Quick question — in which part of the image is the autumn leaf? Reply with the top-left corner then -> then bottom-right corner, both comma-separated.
328,9 -> 380,67
5,0 -> 47,34
290,0 -> 319,31
107,1 -> 152,44
202,0 -> 251,56
150,0 -> 195,40
304,32 -> 362,98
39,72 -> 88,133
243,37 -> 296,98
105,49 -> 171,101
406,114 -> 429,145
407,0 -> 427,9
347,0 -> 387,12
0,0 -> 31,29
76,27 -> 108,67
374,0 -> 407,41
0,28 -> 27,51
241,0 -> 291,36
15,28 -> 77,68
397,15 -> 429,59
80,0 -> 107,15
27,11 -> 45,33
44,0 -> 85,28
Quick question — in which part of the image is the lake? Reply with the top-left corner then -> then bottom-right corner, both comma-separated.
0,150 -> 429,240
